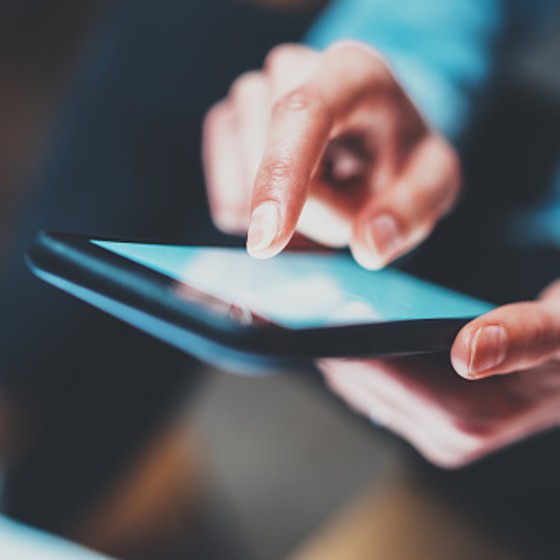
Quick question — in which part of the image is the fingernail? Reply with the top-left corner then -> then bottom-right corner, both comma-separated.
247,201 -> 280,256
366,214 -> 401,267
468,325 -> 508,376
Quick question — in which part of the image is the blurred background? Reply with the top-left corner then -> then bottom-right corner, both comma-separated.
0,1 -> 560,559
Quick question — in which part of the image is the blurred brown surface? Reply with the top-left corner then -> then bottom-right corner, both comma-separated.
290,473 -> 532,560
73,416 -> 205,560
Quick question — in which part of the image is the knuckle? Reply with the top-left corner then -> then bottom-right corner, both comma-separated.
327,40 -> 380,62
204,101 -> 227,127
202,103 -> 230,155
264,43 -> 315,71
230,71 -> 265,102
264,44 -> 298,72
272,87 -> 328,121
260,158 -> 294,184
327,41 -> 393,85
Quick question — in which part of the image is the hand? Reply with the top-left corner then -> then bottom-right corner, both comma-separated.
203,41 -> 460,269
321,355 -> 560,469
320,280 -> 560,468
451,280 -> 560,380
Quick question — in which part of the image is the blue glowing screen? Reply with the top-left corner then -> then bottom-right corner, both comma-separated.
94,241 -> 494,329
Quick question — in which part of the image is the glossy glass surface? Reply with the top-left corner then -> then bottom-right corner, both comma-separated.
95,241 -> 494,329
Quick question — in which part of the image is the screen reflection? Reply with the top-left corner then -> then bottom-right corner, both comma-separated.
95,242 -> 494,329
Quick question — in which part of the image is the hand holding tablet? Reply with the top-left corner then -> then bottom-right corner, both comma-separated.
30,233 -> 560,468
199,39 -> 560,467
28,40 -> 560,469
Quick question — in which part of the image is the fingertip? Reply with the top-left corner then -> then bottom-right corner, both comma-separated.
246,200 -> 296,260
451,323 -> 509,380
450,336 -> 471,379
246,201 -> 282,258
246,234 -> 288,260
368,213 -> 402,257
246,243 -> 281,260
450,320 -> 479,379
470,325 -> 508,376
351,213 -> 402,270
349,243 -> 387,271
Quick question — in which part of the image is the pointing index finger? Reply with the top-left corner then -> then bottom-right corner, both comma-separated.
247,43 -> 396,259
246,86 -> 332,258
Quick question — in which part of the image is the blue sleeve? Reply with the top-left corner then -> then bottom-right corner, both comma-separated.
305,0 -> 550,143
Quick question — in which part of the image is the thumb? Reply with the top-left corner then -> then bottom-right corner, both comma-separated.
451,294 -> 560,379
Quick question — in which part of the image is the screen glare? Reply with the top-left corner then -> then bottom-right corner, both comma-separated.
94,242 -> 494,329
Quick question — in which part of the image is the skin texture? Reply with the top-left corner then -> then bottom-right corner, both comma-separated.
319,353 -> 560,469
451,280 -> 560,380
202,41 -> 560,468
203,42 -> 460,269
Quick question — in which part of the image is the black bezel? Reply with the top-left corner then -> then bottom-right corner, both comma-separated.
27,231 -> 475,364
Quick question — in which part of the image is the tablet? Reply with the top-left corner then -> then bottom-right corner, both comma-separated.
27,232 -> 494,374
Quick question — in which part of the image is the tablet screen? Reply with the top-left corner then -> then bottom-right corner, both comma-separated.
93,241 -> 494,329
